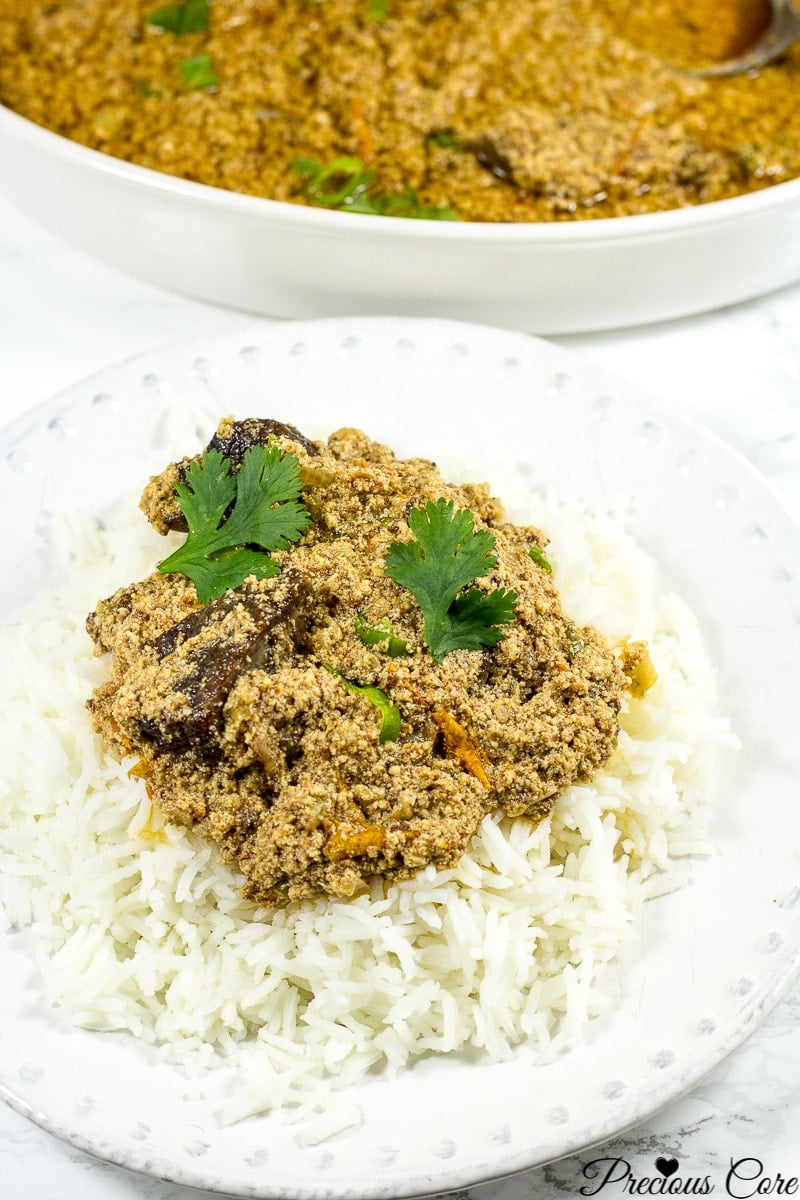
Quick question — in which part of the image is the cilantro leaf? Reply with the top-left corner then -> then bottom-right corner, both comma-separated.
180,53 -> 218,90
385,498 -> 518,661
326,667 -> 401,743
439,587 -> 518,657
354,613 -> 410,657
347,187 -> 458,220
147,0 -> 208,35
219,444 -> 308,549
291,158 -> 457,221
158,445 -> 310,603
174,448 -> 236,534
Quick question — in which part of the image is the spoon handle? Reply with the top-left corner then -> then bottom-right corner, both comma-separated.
692,0 -> 800,77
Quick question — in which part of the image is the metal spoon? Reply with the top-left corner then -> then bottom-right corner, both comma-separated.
692,0 -> 800,76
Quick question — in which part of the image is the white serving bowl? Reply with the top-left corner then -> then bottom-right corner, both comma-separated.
3,102 -> 800,333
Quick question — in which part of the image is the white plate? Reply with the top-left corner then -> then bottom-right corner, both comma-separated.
3,104 -> 800,333
1,318 -> 799,1198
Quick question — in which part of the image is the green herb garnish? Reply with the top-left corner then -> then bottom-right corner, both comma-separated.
292,157 -> 457,220
136,81 -> 163,99
291,156 -> 323,179
348,187 -> 458,220
385,499 -> 517,662
426,128 -> 460,149
158,445 -> 310,604
734,144 -> 759,179
565,622 -> 584,662
180,53 -> 218,90
528,545 -> 552,574
292,156 -> 372,206
326,668 -> 401,743
147,0 -> 208,34
354,613 -> 410,657
368,0 -> 390,20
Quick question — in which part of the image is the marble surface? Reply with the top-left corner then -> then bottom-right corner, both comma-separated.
0,193 -> 798,1200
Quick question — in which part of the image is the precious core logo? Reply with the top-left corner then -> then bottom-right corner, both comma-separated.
579,1156 -> 800,1197
580,1156 -> 713,1195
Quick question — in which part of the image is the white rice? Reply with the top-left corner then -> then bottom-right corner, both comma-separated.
0,482 -> 735,1127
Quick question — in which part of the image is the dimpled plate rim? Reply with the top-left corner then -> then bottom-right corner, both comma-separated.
0,317 -> 798,1199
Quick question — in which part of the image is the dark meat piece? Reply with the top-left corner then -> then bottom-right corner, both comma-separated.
208,418 -> 319,464
470,136 -> 517,185
133,571 -> 309,753
141,416 -> 318,535
151,590 -> 263,660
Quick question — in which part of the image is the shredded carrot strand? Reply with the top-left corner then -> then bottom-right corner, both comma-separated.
350,98 -> 373,162
324,824 -> 385,861
433,709 -> 491,789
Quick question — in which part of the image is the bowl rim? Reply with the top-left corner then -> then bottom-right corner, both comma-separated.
3,99 -> 800,243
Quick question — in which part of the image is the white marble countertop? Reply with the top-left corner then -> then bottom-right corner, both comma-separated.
0,193 -> 798,1200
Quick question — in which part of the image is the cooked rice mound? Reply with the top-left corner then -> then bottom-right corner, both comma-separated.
0,478 -> 733,1123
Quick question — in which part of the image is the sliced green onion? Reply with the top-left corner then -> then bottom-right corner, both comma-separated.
325,667 -> 401,743
291,156 -> 323,180
565,622 -> 584,662
292,160 -> 457,220
529,545 -> 552,573
347,187 -> 457,220
307,157 -> 373,206
354,613 -> 410,657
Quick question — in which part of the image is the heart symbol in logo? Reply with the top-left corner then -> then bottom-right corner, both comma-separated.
655,1158 -> 680,1178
